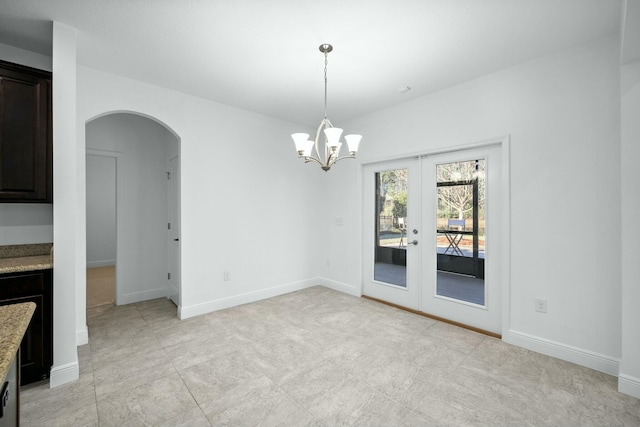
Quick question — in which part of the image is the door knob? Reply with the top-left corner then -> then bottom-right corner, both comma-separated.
408,240 -> 418,245
173,238 -> 179,242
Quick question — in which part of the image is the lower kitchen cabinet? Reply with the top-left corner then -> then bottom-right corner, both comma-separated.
0,269 -> 53,385
0,351 -> 19,427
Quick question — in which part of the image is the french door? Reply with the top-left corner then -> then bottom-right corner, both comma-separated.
363,158 -> 421,310
363,144 -> 503,334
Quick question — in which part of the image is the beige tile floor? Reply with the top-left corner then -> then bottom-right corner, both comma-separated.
21,286 -> 640,426
86,266 -> 115,309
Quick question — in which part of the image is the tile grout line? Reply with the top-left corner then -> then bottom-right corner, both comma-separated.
273,381 -> 324,425
90,348 -> 102,427
171,362 -> 212,427
163,315 -> 217,427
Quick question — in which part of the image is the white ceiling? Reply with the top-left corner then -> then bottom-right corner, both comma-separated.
0,0 -> 623,125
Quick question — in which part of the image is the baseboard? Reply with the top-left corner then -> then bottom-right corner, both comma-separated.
319,277 -> 361,297
49,361 -> 79,388
76,325 -> 88,346
118,287 -> 168,305
86,259 -> 116,268
618,374 -> 640,399
504,330 -> 619,376
179,278 -> 319,319
175,303 -> 184,319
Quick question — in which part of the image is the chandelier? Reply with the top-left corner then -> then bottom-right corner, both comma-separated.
291,44 -> 362,171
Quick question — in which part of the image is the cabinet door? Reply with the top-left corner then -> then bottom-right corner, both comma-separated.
0,61 -> 52,202
0,353 -> 18,427
0,270 -> 53,385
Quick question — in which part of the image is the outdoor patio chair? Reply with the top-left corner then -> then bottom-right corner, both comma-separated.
443,218 -> 466,255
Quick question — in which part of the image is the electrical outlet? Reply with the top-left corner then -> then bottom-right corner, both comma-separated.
535,298 -> 547,313
223,271 -> 231,281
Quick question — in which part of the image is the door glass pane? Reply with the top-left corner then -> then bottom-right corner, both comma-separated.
374,169 -> 407,287
435,159 -> 485,305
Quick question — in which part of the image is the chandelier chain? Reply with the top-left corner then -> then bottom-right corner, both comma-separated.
323,50 -> 328,120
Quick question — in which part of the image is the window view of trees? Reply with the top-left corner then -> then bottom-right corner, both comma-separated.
436,159 -> 485,227
436,159 -> 485,255
377,169 -> 407,246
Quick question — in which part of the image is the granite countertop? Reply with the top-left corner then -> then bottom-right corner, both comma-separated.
0,243 -> 53,275
0,302 -> 36,384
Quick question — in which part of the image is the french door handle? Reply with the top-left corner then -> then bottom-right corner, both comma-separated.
408,240 -> 418,245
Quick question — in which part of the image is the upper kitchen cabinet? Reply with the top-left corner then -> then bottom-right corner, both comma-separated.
0,60 -> 52,203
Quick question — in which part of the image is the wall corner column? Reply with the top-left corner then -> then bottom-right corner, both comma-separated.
619,59 -> 640,399
51,21 -> 80,387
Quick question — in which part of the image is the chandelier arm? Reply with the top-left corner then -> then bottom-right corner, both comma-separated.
322,118 -> 334,164
303,155 -> 325,166
332,154 -> 357,163
313,118 -> 326,160
325,151 -> 336,168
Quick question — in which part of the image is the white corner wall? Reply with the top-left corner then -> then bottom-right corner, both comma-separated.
51,21 -> 80,387
620,59 -> 640,398
77,65 -> 321,321
325,35 -> 622,375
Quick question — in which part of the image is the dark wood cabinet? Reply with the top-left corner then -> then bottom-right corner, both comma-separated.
0,60 -> 52,203
0,270 -> 53,385
0,351 -> 18,427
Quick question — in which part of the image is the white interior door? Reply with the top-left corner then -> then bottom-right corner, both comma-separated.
362,144 -> 503,334
362,158 -> 421,310
167,156 -> 181,307
421,144 -> 502,334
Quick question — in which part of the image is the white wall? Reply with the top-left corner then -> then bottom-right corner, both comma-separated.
52,21 -> 80,387
316,160 -> 362,296
0,41 -> 51,71
620,59 -> 640,398
0,43 -> 53,245
86,154 -> 116,267
77,65 -> 321,320
618,0 -> 640,400
0,204 -> 53,244
86,114 -> 172,303
323,35 -> 622,374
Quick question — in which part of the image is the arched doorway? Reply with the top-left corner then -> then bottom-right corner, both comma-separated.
85,112 -> 181,314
